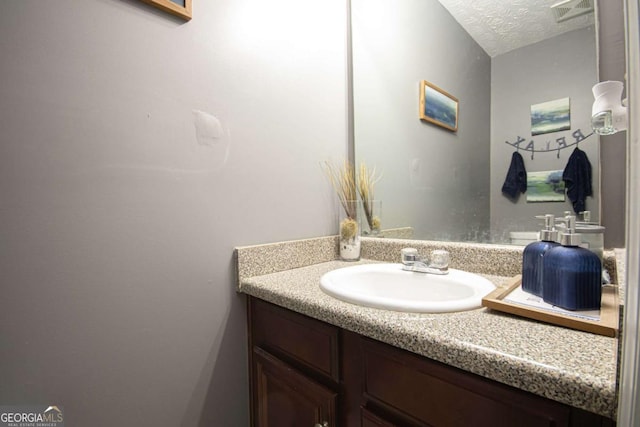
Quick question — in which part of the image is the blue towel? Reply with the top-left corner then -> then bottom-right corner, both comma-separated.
563,147 -> 593,214
502,152 -> 527,199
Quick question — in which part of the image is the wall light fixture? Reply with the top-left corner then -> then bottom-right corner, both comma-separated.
592,80 -> 628,135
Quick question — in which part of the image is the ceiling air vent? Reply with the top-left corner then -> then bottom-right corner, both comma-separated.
551,0 -> 594,22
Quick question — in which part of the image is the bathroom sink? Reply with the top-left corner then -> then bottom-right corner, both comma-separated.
320,263 -> 496,313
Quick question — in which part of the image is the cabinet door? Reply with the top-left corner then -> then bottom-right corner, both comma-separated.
253,346 -> 337,427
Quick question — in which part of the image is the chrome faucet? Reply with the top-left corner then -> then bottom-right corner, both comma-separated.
401,248 -> 450,275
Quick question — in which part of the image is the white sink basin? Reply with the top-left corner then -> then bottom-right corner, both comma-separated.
320,263 -> 496,313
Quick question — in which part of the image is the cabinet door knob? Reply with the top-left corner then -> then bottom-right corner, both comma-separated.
314,422 -> 328,427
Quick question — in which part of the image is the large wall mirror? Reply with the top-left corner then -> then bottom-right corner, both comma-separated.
351,0 -> 603,244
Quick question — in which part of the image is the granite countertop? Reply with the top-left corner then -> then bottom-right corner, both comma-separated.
236,236 -> 620,419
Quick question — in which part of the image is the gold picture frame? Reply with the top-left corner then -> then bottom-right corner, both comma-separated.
140,0 -> 192,21
419,80 -> 459,132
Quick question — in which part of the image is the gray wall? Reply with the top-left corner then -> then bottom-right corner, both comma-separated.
490,27 -> 599,241
0,1 -> 346,426
352,0 -> 491,241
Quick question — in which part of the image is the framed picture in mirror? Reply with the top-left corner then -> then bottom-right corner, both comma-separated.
419,80 -> 458,132
530,97 -> 571,136
526,170 -> 566,202
139,0 -> 192,20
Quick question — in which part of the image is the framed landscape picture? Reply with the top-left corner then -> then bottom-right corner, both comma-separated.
530,97 -> 571,136
419,80 -> 458,132
140,0 -> 192,20
526,170 -> 566,202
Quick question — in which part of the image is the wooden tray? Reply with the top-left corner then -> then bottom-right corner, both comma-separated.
482,275 -> 619,337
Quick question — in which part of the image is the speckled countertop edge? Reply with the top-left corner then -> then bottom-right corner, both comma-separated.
236,237 -> 620,419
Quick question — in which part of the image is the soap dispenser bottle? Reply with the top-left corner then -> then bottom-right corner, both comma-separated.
542,215 -> 602,311
521,214 -> 559,297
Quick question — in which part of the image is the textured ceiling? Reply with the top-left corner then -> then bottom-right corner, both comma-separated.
437,0 -> 595,57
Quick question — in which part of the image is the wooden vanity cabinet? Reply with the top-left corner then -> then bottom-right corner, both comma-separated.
249,297 -> 341,427
247,296 -> 614,427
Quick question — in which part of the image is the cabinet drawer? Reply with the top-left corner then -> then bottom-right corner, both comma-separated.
249,297 -> 340,382
361,338 -> 570,427
361,407 -> 398,427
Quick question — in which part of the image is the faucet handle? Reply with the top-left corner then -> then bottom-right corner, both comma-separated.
430,250 -> 450,269
401,248 -> 419,265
